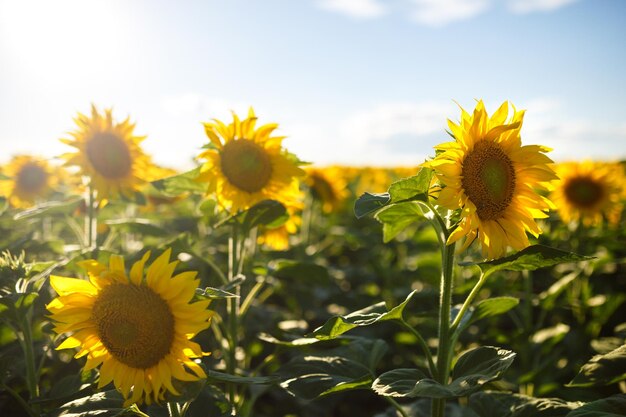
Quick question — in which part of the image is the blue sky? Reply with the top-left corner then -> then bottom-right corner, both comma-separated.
1,0 -> 625,169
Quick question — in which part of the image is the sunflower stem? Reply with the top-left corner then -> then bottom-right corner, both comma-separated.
85,184 -> 97,249
17,307 -> 40,411
449,270 -> 491,334
166,402 -> 182,417
432,235 -> 456,417
0,383 -> 38,417
227,227 -> 239,409
385,396 -> 410,417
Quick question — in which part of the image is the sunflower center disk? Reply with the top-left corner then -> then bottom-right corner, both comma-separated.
220,139 -> 273,193
16,164 -> 47,194
461,141 -> 516,220
86,133 -> 133,179
91,282 -> 174,369
564,177 -> 604,208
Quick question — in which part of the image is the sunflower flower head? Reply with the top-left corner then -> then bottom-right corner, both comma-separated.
196,108 -> 305,213
551,161 -> 625,227
60,105 -> 158,200
305,166 -> 348,213
0,155 -> 60,208
424,100 -> 557,259
47,249 -> 213,406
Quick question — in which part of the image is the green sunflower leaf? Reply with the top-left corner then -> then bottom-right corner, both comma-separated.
468,297 -> 520,327
354,192 -> 390,219
373,346 -> 515,399
51,389 -> 140,417
354,167 -> 433,219
182,385 -> 231,417
469,391 -> 581,417
150,166 -> 206,196
309,290 -> 418,340
279,338 -> 387,400
206,370 -> 279,385
105,218 -> 169,236
568,344 -> 626,387
375,201 -> 428,242
13,196 -> 83,220
270,259 -> 330,285
218,199 -> 288,230
459,245 -> 591,275
196,287 -> 239,299
387,167 -> 433,203
566,394 -> 626,417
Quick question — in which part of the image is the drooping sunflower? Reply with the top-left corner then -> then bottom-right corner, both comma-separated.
60,105 -> 158,200
551,161 -> 625,226
305,166 -> 348,213
196,108 -> 305,212
47,249 -> 213,406
0,155 -> 59,208
424,100 -> 557,259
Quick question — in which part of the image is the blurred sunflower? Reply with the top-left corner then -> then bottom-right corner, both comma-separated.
47,249 -> 213,406
196,108 -> 304,212
60,105 -> 157,200
0,155 -> 59,208
258,193 -> 303,250
424,100 -> 557,259
305,166 -> 348,213
551,161 -> 625,226
258,217 -> 300,251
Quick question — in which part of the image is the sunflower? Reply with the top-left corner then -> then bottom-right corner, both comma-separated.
551,161 -> 625,227
47,249 -> 213,406
424,100 -> 557,259
258,217 -> 300,251
305,166 -> 348,213
60,105 -> 158,200
0,155 -> 59,208
196,108 -> 304,212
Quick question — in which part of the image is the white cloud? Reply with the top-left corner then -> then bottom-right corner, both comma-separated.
314,0 -> 582,26
146,94 -> 626,170
507,0 -> 579,14
518,98 -> 626,162
317,101 -> 450,166
315,0 -> 387,19
408,0 -> 491,26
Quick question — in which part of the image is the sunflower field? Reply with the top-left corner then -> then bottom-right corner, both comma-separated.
1,101 -> 625,417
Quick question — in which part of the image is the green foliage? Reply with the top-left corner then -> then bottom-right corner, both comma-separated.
469,392 -> 581,417
279,338 -> 388,400
568,344 -> 626,387
206,370 -> 278,385
372,346 -> 515,399
354,192 -> 391,219
13,197 -> 83,220
468,297 -> 520,326
309,290 -> 417,340
566,394 -> 626,417
150,167 -> 206,196
354,167 -> 433,219
375,202 -> 427,242
51,390 -> 142,417
459,245 -> 591,274
196,287 -> 239,299
217,199 -> 288,230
